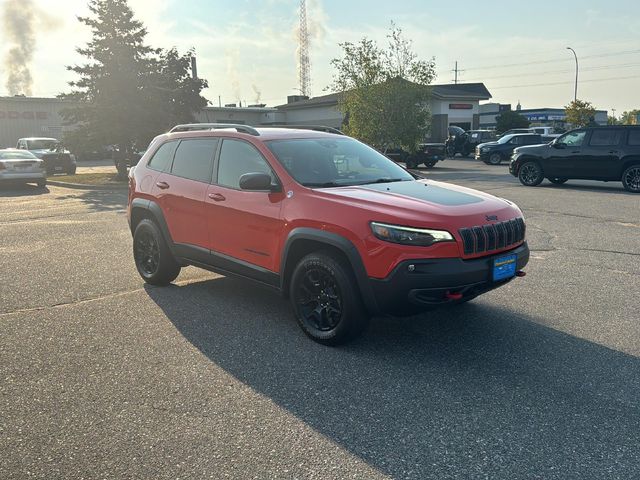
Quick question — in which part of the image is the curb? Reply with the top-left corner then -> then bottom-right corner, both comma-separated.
46,180 -> 128,191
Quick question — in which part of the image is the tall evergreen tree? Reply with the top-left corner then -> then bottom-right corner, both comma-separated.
60,0 -> 208,155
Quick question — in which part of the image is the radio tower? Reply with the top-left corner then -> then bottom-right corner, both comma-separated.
298,0 -> 311,97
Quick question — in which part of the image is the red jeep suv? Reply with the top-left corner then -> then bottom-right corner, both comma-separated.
128,124 -> 529,345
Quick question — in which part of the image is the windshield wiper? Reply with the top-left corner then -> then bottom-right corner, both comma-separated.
301,181 -> 342,188
358,178 -> 408,185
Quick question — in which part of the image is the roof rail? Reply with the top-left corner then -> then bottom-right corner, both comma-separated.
169,123 -> 260,136
263,124 -> 344,135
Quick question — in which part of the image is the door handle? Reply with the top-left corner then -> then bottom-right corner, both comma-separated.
608,150 -> 619,154
208,192 -> 226,202
155,181 -> 170,190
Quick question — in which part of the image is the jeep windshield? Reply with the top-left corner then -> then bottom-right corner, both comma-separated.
27,139 -> 57,150
266,137 -> 414,188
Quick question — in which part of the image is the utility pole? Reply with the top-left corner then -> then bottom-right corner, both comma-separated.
566,47 -> 578,101
451,61 -> 464,84
298,0 -> 311,97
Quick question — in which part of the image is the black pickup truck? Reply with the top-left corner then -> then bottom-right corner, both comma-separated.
383,143 -> 447,169
509,126 -> 640,193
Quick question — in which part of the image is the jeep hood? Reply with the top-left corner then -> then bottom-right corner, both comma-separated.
317,179 -> 521,226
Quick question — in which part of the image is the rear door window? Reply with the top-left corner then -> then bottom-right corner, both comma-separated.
589,129 -> 622,146
170,138 -> 218,182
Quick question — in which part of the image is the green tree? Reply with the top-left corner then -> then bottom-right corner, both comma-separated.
494,110 -> 530,134
607,115 -> 620,125
60,0 -> 208,158
620,109 -> 640,125
141,47 -> 209,142
564,99 -> 596,127
329,24 -> 436,152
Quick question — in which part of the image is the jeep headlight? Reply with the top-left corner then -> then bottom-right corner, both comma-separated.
370,222 -> 454,247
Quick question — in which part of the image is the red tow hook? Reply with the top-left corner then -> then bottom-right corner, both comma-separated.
445,291 -> 463,301
516,271 -> 527,277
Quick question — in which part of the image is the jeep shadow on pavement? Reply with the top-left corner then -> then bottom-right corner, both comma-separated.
128,123 -> 530,345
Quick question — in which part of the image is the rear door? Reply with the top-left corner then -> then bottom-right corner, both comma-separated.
581,128 -> 623,179
153,138 -> 218,249
205,138 -> 285,273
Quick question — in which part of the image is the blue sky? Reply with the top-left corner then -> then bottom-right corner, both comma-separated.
4,0 -> 640,114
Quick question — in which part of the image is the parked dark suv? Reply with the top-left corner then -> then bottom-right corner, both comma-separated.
476,133 -> 543,165
128,124 -> 529,345
509,126 -> 640,193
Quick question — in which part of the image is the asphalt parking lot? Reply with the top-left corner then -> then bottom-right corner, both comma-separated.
1,157 -> 639,479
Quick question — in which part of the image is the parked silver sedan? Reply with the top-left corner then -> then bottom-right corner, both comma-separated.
0,149 -> 46,188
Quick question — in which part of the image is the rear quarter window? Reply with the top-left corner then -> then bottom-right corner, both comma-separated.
147,141 -> 178,172
627,130 -> 640,146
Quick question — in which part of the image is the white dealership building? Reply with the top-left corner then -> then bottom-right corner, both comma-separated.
0,82 -> 493,148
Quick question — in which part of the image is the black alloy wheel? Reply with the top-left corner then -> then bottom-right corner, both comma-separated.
518,161 -> 544,186
133,219 -> 181,285
290,252 -> 369,345
296,266 -> 343,332
548,177 -> 568,185
135,230 -> 160,277
488,152 -> 502,165
622,165 -> 640,193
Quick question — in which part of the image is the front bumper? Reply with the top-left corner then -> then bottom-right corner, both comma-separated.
369,242 -> 529,315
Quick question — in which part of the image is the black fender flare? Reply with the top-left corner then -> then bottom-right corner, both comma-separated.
280,227 -> 380,314
129,198 -> 176,254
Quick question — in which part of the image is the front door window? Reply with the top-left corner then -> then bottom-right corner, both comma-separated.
558,130 -> 586,147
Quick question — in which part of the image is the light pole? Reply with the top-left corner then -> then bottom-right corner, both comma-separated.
566,47 -> 578,101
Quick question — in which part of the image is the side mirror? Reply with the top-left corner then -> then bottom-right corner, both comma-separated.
552,141 -> 565,149
239,172 -> 278,191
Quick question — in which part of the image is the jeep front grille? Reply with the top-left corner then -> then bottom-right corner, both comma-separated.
459,218 -> 525,255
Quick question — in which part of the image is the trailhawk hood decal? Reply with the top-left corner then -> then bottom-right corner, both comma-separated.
360,180 -> 483,206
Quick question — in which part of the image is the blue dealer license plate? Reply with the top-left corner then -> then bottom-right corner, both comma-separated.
493,254 -> 517,281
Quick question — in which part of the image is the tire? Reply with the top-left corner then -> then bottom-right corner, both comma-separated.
548,177 -> 568,185
423,159 -> 437,168
488,152 -> 503,165
621,164 -> 640,193
67,165 -> 77,175
290,251 -> 369,346
405,160 -> 418,169
446,145 -> 456,158
36,179 -> 46,188
518,161 -> 544,186
133,219 -> 181,285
